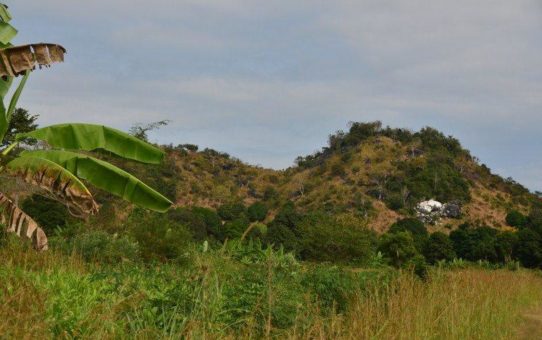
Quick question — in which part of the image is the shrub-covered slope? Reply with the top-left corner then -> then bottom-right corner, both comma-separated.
120,121 -> 539,232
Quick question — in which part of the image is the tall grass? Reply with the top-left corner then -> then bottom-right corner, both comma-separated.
1,237 -> 541,339
292,269 -> 542,339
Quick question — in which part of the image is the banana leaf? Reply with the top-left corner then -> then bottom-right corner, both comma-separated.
7,156 -> 99,215
0,22 -> 16,44
19,123 -> 165,164
0,5 -> 12,23
19,150 -> 173,212
0,43 -> 66,77
0,191 -> 48,251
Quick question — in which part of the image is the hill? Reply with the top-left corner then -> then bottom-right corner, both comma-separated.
115,121 -> 539,233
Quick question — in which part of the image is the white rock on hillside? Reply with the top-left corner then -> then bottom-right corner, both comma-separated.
416,199 -> 443,214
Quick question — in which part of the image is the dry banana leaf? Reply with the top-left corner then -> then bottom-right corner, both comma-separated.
7,156 -> 99,216
0,43 -> 66,77
0,191 -> 48,251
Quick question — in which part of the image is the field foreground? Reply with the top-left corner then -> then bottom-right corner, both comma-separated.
1,240 -> 542,339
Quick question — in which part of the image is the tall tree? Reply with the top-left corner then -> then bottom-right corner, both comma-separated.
2,107 -> 38,147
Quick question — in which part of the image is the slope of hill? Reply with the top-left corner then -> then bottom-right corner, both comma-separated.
118,121 -> 539,233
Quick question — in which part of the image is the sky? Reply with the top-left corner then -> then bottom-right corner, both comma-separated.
6,1 -> 542,191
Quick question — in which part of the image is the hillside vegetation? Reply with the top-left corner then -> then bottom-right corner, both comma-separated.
3,120 -> 542,338
107,121 -> 539,231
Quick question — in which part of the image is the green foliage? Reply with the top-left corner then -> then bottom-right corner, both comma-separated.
247,201 -> 268,222
423,232 -> 455,264
389,218 -> 428,252
129,210 -> 193,262
72,230 -> 140,264
378,231 -> 418,268
449,225 -> 498,262
264,202 -> 302,253
2,107 -> 37,147
514,228 -> 542,268
191,206 -> 222,238
222,216 -> 250,240
298,212 -> 377,264
21,194 -> 67,234
506,210 -> 527,228
496,231 -> 518,263
217,201 -> 246,221
168,207 -> 207,241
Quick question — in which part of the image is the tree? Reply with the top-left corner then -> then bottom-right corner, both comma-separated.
378,231 -> 418,268
247,201 -> 268,222
1,107 -> 37,147
496,231 -> 518,263
423,232 -> 455,264
505,210 -> 527,228
0,5 -> 172,250
389,218 -> 428,252
298,212 -> 377,263
514,228 -> 542,268
129,120 -> 170,142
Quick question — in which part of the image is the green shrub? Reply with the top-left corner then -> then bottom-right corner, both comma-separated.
222,216 -> 250,240
514,228 -> 542,268
423,232 -> 455,264
168,207 -> 207,240
450,225 -> 498,262
218,202 -> 246,221
129,210 -> 193,262
505,210 -> 527,228
72,230 -> 140,264
378,231 -> 418,268
389,218 -> 428,252
301,265 -> 358,312
298,212 -> 376,264
21,194 -> 68,234
247,202 -> 268,222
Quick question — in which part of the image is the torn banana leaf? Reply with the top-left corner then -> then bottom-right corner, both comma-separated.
0,191 -> 48,251
19,123 -> 165,164
7,156 -> 99,215
0,22 -> 16,45
0,4 -> 12,23
0,43 -> 66,77
19,150 -> 173,212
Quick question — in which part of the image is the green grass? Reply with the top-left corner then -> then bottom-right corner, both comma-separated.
1,237 -> 541,339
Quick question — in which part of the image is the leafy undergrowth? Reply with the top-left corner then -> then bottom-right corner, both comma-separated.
1,238 -> 541,339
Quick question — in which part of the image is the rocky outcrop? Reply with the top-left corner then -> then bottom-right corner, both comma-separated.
416,200 -> 461,224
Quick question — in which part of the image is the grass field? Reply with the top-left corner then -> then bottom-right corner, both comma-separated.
1,237 -> 541,339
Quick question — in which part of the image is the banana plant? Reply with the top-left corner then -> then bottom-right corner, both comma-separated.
0,4 -> 173,250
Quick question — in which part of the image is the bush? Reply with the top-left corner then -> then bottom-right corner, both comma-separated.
72,231 -> 140,264
218,202 -> 246,221
423,232 -> 455,264
21,194 -> 68,234
129,210 -> 193,262
264,202 -> 302,253
167,207 -> 207,240
247,202 -> 268,222
450,225 -> 498,262
301,265 -> 358,312
385,194 -> 404,211
378,232 -> 418,268
505,210 -> 527,228
389,218 -> 428,252
222,216 -> 250,240
191,206 -> 222,238
298,212 -> 376,264
514,228 -> 542,268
